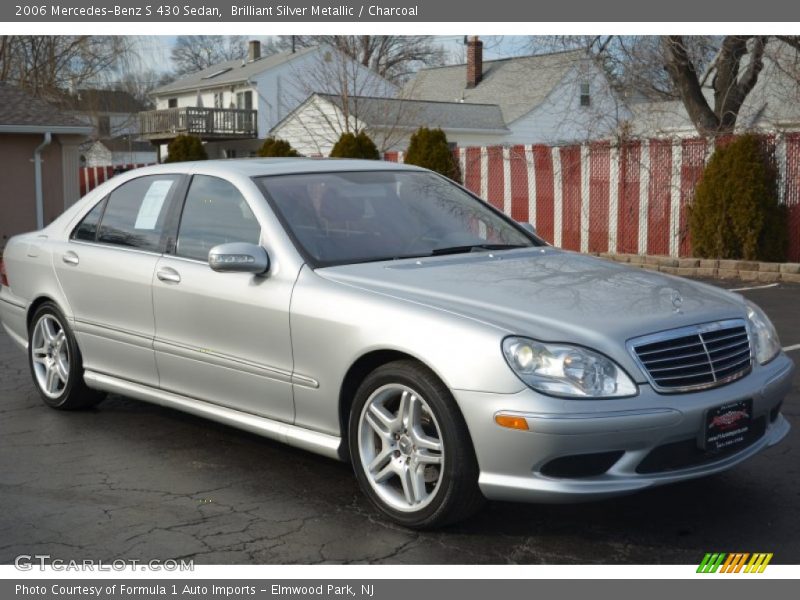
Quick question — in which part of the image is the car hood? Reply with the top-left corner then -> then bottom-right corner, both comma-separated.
316,248 -> 748,378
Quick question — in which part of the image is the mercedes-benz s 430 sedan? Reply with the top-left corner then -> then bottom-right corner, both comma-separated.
0,159 -> 793,527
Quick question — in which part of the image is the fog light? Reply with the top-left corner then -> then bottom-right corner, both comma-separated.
495,414 -> 529,431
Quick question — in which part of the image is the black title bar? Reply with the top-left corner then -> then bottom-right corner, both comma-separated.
4,0 -> 800,22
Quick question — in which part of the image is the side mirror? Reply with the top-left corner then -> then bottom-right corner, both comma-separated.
518,222 -> 537,235
208,242 -> 270,275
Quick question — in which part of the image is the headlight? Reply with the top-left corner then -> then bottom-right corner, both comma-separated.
502,337 -> 638,398
745,300 -> 781,364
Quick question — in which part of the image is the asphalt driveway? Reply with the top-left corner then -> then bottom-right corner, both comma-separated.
0,280 -> 798,565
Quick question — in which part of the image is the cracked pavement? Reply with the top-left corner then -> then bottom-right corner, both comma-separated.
0,281 -> 798,564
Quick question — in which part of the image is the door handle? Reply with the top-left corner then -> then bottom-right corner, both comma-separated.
62,251 -> 79,266
156,268 -> 181,284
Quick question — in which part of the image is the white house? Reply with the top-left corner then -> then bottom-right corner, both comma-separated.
144,41 -> 397,160
271,93 -> 509,156
402,38 -> 627,146
273,39 -> 626,154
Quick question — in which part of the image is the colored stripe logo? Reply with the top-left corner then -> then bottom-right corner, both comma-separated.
697,553 -> 773,573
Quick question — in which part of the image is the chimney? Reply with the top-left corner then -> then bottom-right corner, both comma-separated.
466,36 -> 483,89
248,40 -> 261,62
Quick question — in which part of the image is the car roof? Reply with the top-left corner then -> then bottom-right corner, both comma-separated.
131,158 -> 427,178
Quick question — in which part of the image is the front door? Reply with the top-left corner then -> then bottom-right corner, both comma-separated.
152,174 -> 296,422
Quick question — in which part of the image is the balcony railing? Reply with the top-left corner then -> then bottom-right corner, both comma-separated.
139,107 -> 258,140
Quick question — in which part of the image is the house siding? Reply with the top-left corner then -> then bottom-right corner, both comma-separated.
272,96 -> 509,156
0,134 -> 66,246
271,96 -> 357,156
504,64 -> 628,145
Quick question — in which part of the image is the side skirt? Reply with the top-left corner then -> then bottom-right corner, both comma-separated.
83,370 -> 343,460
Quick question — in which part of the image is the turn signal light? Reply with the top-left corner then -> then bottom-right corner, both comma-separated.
495,414 -> 529,431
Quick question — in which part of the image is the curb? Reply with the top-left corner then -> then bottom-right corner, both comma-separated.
592,253 -> 800,284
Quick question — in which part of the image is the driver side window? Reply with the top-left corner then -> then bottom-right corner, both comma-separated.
176,175 -> 261,262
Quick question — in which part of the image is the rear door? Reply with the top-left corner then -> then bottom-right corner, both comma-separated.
54,174 -> 183,387
152,174 -> 296,422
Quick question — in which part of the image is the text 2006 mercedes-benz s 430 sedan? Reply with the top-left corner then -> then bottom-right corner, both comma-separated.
0,159 -> 794,527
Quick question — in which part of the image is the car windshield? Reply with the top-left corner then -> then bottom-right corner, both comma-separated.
256,170 -> 538,266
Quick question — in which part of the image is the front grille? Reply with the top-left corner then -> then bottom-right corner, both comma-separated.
630,320 -> 752,392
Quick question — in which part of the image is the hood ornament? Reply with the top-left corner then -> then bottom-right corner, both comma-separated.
670,289 -> 684,313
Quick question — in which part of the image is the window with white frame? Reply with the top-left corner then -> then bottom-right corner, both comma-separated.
236,91 -> 253,110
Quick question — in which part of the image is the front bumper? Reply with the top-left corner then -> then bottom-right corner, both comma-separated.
455,352 -> 794,503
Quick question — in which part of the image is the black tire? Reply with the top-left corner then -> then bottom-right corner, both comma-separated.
27,302 -> 104,410
348,359 -> 485,529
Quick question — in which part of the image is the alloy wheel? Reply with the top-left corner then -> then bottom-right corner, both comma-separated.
31,314 -> 70,399
357,383 -> 445,512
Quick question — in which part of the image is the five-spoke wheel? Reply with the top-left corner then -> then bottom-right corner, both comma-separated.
358,384 -> 445,512
31,314 -> 70,398
27,302 -> 103,410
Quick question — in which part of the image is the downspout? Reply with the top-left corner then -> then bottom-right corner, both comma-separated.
34,132 -> 52,230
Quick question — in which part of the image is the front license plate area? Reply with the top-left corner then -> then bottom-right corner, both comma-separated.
703,399 -> 753,452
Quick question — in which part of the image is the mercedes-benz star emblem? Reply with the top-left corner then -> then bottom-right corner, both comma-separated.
670,290 -> 684,312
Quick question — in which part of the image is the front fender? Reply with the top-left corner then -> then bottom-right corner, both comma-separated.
289,266 -> 525,436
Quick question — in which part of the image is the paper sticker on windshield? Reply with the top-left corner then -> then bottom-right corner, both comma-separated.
134,180 -> 173,230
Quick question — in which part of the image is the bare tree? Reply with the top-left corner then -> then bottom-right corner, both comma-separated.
115,69 -> 174,109
663,35 -> 770,135
523,35 -> 717,101
530,35 -> 800,136
279,36 -> 445,83
170,35 -> 250,75
269,45 -> 423,155
0,36 -> 133,99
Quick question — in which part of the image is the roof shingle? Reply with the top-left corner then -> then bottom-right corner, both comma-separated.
152,47 -> 317,95
404,49 -> 588,124
0,83 -> 89,129
317,94 -> 508,132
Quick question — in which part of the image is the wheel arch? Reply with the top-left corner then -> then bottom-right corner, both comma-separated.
337,348 -> 462,461
26,296 -> 64,332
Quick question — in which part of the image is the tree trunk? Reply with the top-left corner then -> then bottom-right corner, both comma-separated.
664,35 -> 767,137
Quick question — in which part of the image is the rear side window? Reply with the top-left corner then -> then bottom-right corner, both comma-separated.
96,175 -> 179,251
72,198 -> 107,241
176,175 -> 261,262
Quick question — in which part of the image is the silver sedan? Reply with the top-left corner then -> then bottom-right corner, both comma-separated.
0,159 -> 793,528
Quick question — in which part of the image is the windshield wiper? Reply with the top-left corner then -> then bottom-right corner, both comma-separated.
430,244 -> 528,256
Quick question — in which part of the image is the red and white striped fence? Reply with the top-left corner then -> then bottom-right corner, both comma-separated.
79,164 -> 154,197
386,134 -> 800,262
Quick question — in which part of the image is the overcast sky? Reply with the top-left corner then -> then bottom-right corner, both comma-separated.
131,35 -> 532,75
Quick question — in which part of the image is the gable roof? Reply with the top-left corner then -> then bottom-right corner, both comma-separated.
404,49 -> 589,124
58,89 -> 147,114
0,83 -> 92,134
152,46 -> 318,96
313,93 -> 508,133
